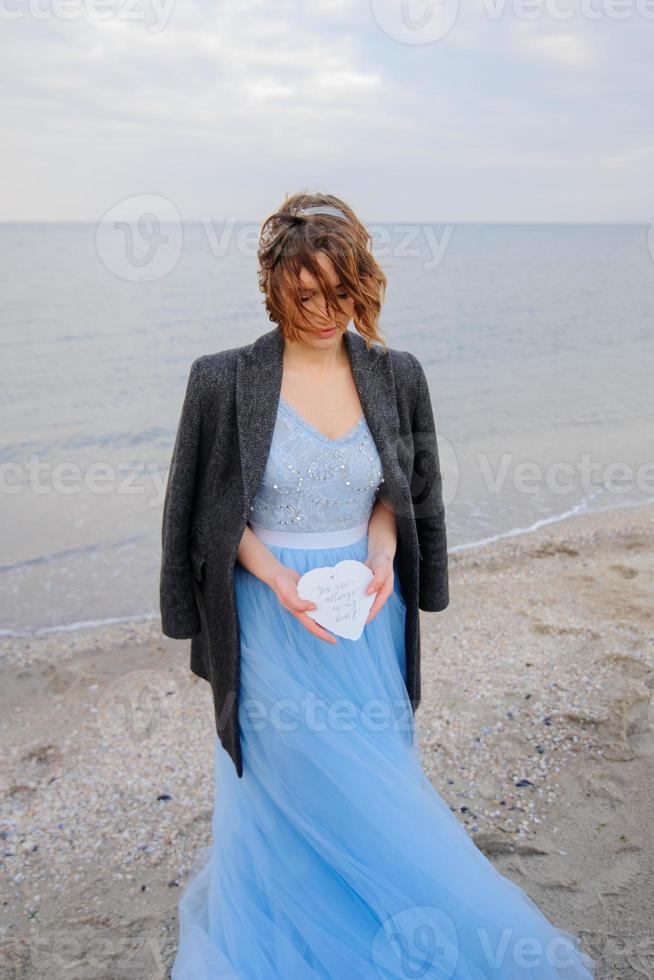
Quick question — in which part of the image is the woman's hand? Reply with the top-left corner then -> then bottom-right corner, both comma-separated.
269,566 -> 338,645
363,550 -> 395,624
237,527 -> 335,643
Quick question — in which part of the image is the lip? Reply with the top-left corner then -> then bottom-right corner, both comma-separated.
317,326 -> 337,338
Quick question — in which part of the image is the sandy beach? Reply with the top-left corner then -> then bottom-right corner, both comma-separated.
1,502 -> 652,979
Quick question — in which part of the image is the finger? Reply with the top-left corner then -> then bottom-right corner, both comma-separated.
284,594 -> 318,612
364,566 -> 392,595
366,580 -> 393,623
296,612 -> 337,644
364,573 -> 386,596
304,619 -> 337,644
367,573 -> 391,602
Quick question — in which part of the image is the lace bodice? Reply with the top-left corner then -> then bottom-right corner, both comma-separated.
248,395 -> 384,532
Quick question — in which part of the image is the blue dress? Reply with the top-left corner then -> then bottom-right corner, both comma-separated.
171,395 -> 596,979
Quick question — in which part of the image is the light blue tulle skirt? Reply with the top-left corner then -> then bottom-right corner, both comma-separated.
171,527 -> 596,979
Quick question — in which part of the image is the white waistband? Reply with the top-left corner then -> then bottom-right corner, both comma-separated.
248,519 -> 369,549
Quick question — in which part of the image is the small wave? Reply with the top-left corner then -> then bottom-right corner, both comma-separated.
451,492 -> 654,554
0,612 -> 160,639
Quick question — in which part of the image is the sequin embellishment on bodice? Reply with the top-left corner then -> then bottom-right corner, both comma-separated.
248,395 -> 385,532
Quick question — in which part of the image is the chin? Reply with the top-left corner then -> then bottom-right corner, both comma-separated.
296,323 -> 346,344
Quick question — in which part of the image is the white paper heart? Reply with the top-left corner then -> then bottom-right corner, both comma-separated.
296,559 -> 376,641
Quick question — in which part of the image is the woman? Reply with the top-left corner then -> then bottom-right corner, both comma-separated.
163,193 -> 596,978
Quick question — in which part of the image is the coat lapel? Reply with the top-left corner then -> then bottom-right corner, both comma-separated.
235,327 -> 407,518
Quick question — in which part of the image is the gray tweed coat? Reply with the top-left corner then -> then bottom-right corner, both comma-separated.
159,326 -> 449,777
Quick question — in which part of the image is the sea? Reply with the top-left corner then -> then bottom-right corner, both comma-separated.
1,222 -> 652,636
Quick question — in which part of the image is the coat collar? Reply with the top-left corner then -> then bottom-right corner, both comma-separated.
235,326 -> 405,517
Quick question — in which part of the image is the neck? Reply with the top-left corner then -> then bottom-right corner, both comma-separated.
281,328 -> 349,372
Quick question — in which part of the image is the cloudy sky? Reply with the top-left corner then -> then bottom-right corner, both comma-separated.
2,0 -> 653,222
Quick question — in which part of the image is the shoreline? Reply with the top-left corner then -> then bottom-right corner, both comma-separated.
3,496 -> 652,644
1,500 -> 652,977
449,495 -> 654,555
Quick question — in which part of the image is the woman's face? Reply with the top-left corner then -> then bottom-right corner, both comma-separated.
287,251 -> 354,345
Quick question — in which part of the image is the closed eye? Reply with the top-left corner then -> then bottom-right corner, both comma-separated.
300,291 -> 349,303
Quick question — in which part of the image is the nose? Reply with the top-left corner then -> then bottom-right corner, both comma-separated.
308,294 -> 333,323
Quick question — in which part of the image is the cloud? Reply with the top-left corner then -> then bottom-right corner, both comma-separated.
513,27 -> 597,68
0,0 -> 650,220
604,145 -> 654,170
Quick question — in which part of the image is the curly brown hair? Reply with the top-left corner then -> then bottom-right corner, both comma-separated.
256,191 -> 387,351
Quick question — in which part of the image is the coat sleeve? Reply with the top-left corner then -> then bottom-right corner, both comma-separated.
160,358 -> 203,639
409,354 -> 450,612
